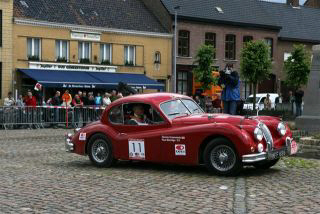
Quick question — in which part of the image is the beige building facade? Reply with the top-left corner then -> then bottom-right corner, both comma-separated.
0,0 -> 13,104
12,18 -> 172,97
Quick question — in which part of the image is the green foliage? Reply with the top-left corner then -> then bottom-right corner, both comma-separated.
240,40 -> 272,84
80,58 -> 90,64
56,57 -> 67,63
240,40 -> 272,110
101,60 -> 111,65
284,44 -> 311,91
28,55 -> 40,61
193,44 -> 217,90
125,60 -> 134,66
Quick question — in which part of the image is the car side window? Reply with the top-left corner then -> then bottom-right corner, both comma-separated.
123,103 -> 165,126
108,105 -> 123,124
260,97 -> 266,104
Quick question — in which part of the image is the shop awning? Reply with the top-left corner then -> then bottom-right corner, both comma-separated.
91,72 -> 164,90
19,69 -> 164,90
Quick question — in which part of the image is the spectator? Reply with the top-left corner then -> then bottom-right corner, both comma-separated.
95,93 -> 102,106
25,91 -> 37,107
275,93 -> 283,110
62,90 -> 72,107
83,94 -> 95,126
218,64 -> 240,115
4,92 -> 15,106
110,90 -> 118,102
16,95 -> 25,107
51,91 -> 61,128
78,91 -> 83,98
82,91 -> 89,106
264,94 -> 272,110
72,94 -> 83,127
212,95 -> 222,109
102,92 -> 111,107
117,92 -> 123,99
295,89 -> 304,117
289,90 -> 295,114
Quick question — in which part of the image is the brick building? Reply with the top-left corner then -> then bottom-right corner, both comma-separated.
145,0 -> 320,99
7,0 -> 172,102
0,0 -> 14,104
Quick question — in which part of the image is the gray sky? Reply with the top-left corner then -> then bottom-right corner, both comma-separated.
263,0 -> 307,4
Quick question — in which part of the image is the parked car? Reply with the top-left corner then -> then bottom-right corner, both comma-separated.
243,93 -> 279,110
65,93 -> 297,176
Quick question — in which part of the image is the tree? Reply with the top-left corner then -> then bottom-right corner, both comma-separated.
240,40 -> 272,111
284,44 -> 311,91
193,44 -> 217,91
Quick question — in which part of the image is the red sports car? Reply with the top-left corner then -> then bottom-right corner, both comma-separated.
65,93 -> 297,175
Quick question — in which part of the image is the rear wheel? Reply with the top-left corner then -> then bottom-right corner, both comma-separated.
88,134 -> 115,167
253,159 -> 279,170
203,138 -> 242,176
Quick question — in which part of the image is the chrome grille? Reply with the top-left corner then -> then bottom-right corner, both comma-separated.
259,123 -> 273,151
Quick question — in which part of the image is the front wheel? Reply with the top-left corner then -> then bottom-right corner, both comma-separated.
253,159 -> 279,170
88,134 -> 114,167
203,138 -> 242,176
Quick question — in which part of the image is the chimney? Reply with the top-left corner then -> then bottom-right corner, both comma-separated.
304,0 -> 320,8
287,0 -> 300,7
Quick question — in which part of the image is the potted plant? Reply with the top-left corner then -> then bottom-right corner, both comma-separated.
101,60 -> 111,65
28,55 -> 40,61
80,58 -> 90,64
56,57 -> 67,63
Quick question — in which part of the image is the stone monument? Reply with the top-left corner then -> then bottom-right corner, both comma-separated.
296,45 -> 320,132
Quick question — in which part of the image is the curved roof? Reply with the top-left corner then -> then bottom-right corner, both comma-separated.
111,93 -> 191,106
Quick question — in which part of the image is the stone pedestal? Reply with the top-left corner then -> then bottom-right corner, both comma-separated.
296,45 -> 320,132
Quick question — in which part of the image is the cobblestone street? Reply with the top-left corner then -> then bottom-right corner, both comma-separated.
0,129 -> 320,213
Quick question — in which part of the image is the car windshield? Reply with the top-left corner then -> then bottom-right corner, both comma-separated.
160,99 -> 204,120
245,97 -> 260,103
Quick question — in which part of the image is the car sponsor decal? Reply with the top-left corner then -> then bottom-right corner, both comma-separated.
128,139 -> 145,160
162,136 -> 185,142
79,133 -> 86,141
175,144 -> 186,156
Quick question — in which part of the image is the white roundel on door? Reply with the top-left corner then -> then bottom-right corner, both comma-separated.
175,144 -> 186,156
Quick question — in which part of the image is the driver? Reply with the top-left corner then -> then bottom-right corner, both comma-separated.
127,104 -> 151,125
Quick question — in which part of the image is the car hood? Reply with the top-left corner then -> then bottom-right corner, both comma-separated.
171,114 -> 280,127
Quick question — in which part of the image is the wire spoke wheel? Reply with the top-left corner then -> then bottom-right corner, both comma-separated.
210,145 -> 236,172
91,139 -> 109,164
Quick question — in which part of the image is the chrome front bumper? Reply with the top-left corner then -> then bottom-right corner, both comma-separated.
65,134 -> 74,152
242,137 -> 297,163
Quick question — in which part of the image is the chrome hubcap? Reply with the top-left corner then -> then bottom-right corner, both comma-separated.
210,145 -> 236,172
92,140 -> 109,163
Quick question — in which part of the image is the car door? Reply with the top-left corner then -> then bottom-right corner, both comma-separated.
109,102 -> 169,162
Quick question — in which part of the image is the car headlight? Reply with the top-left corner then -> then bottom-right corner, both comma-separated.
254,127 -> 263,141
277,122 -> 287,136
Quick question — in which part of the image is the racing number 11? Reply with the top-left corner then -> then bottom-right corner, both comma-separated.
128,140 -> 145,160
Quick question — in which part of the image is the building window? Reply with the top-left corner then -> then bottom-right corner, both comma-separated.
243,36 -> 253,44
205,32 -> 216,58
177,71 -> 188,95
124,45 -> 135,66
178,30 -> 190,57
155,51 -> 161,64
265,38 -> 273,58
100,44 -> 112,65
27,38 -> 41,61
78,42 -> 91,63
55,40 -> 69,62
0,10 -> 2,47
225,34 -> 236,60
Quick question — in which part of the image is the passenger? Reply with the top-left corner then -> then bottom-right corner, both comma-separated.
127,104 -> 150,125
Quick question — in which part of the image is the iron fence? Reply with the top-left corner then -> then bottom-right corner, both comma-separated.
0,106 -> 105,130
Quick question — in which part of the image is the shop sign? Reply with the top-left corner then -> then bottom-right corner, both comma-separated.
71,31 -> 101,41
29,62 -> 117,72
62,84 -> 97,89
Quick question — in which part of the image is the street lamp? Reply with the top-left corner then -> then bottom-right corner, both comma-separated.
173,5 -> 180,93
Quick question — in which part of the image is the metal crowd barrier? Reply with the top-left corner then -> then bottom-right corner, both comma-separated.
0,106 -> 105,130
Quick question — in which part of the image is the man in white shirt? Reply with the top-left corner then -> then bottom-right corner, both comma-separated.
4,92 -> 15,106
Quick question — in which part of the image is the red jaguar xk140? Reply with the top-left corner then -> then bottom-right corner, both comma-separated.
65,93 -> 298,175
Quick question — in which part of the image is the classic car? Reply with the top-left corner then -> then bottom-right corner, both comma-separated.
65,93 -> 298,176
